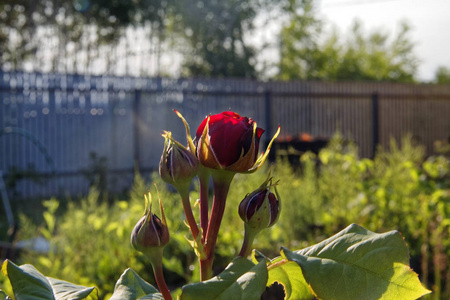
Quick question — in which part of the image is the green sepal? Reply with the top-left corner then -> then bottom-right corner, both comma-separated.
173,109 -> 196,155
185,228 -> 207,260
247,126 -> 280,173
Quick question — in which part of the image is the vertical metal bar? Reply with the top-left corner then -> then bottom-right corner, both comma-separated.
0,170 -> 14,227
133,89 -> 141,167
264,89 -> 272,146
372,92 -> 379,158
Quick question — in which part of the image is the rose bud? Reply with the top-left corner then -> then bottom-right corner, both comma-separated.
131,191 -> 173,299
195,111 -> 280,173
159,131 -> 199,191
238,177 -> 280,230
131,192 -> 170,257
238,176 -> 280,257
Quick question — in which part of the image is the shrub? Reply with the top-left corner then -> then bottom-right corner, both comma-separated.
10,134 -> 450,299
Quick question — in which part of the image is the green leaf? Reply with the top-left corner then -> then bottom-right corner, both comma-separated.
267,257 -> 314,300
251,249 -> 268,264
1,260 -> 97,300
180,257 -> 268,300
283,224 -> 431,300
2,260 -> 55,300
109,268 -> 163,300
0,290 -> 8,300
47,278 -> 97,300
137,296 -> 164,300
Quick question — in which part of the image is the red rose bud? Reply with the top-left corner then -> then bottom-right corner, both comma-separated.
159,131 -> 199,190
195,111 -> 280,173
238,177 -> 280,230
195,111 -> 263,172
131,192 -> 170,254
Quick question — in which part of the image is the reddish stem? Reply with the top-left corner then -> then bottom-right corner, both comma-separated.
200,170 -> 235,281
200,256 -> 213,281
238,225 -> 258,258
204,183 -> 228,254
153,262 -> 173,300
198,167 -> 210,242
178,188 -> 199,240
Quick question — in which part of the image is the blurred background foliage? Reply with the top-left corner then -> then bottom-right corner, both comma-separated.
1,134 -> 449,299
1,0 -> 449,82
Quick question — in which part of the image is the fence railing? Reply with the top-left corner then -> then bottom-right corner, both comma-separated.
1,71 -> 450,198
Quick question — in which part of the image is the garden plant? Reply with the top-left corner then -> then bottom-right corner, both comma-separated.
1,111 -> 432,300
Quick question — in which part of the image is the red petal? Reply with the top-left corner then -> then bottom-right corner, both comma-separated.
195,111 -> 265,169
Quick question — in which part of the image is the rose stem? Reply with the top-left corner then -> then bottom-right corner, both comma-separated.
152,260 -> 173,300
178,186 -> 199,240
200,170 -> 235,281
198,167 -> 210,242
238,225 -> 258,258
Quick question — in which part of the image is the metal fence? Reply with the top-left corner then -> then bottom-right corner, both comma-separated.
1,71 -> 450,198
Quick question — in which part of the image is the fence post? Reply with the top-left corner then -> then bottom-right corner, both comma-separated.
372,92 -> 379,158
264,89 -> 272,147
133,89 -> 141,168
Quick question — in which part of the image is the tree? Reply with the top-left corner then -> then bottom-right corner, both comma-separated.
335,20 -> 417,82
278,0 -> 327,80
173,0 -> 260,78
277,0 -> 418,82
0,0 -> 170,74
0,0 -> 265,77
0,0 -> 420,81
0,1 -> 47,70
434,66 -> 450,84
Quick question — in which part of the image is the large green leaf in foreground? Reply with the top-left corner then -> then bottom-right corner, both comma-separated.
109,268 -> 163,300
1,260 -> 97,300
0,290 -> 8,300
180,257 -> 268,300
266,256 -> 314,300
282,224 -> 431,300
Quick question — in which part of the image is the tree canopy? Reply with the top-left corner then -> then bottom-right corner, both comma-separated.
0,0 -> 441,81
277,0 -> 418,82
434,66 -> 450,84
173,0 -> 259,77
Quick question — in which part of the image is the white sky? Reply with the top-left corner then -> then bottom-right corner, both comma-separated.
318,0 -> 450,81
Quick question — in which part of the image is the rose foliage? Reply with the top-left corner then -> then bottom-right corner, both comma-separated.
1,111 -> 430,300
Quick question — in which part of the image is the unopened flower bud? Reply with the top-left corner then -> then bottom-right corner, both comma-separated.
238,177 -> 280,231
159,131 -> 198,191
238,176 -> 281,257
131,192 -> 170,258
